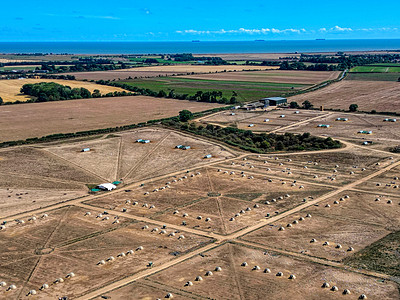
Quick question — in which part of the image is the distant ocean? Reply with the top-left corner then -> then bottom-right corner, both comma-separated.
0,39 -> 399,54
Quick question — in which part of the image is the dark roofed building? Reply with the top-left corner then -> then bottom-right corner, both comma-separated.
261,97 -> 287,106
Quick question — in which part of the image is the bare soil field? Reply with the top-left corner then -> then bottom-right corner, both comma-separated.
0,96 -> 223,142
307,191 -> 400,230
288,80 -> 400,112
46,128 -> 235,184
0,205 -> 212,299
144,243 -> 398,300
1,122 -> 400,299
354,164 -> 400,196
179,70 -> 340,85
216,148 -> 390,187
0,147 -> 99,184
87,167 -> 332,235
0,79 -> 129,103
242,208 -> 391,261
67,65 -> 279,81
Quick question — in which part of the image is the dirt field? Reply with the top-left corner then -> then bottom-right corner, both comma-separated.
67,65 -> 279,81
179,70 -> 340,85
0,79 -> 130,103
0,205 -> 212,299
143,243 -> 399,300
86,166 -> 331,235
1,122 -> 400,299
288,80 -> 400,112
199,109 -> 328,132
284,112 -> 400,142
46,128 -> 235,183
0,96 -> 223,142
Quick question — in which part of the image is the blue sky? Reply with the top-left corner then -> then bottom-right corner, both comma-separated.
1,0 -> 399,41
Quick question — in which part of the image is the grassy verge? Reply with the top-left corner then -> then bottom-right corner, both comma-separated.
344,231 -> 400,277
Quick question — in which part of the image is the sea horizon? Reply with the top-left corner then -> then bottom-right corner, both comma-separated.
0,39 -> 399,55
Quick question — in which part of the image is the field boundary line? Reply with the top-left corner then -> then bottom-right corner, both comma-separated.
40,148 -> 109,182
122,131 -> 171,181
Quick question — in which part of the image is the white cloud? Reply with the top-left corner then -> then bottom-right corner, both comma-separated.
176,27 -> 306,35
330,25 -> 353,32
176,26 -> 399,36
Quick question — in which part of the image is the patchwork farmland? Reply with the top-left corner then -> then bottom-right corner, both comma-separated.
1,122 -> 400,299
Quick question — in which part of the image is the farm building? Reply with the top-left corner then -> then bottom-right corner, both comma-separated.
336,118 -> 348,121
261,97 -> 287,106
81,148 -> 90,152
318,124 -> 330,128
358,130 -> 372,134
97,183 -> 117,191
204,154 -> 212,159
248,124 -> 255,127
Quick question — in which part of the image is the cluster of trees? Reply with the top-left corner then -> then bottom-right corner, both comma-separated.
95,80 -> 238,104
280,61 -> 341,71
300,54 -> 400,69
170,53 -> 228,65
41,62 -> 127,73
244,61 -> 281,66
289,100 -> 313,109
19,82 -> 134,103
162,113 -> 342,153
289,100 -> 359,112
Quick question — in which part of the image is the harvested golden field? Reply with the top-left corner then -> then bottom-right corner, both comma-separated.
0,79 -> 129,103
68,65 -> 279,81
288,80 -> 400,112
179,70 -> 340,85
0,96 -> 223,141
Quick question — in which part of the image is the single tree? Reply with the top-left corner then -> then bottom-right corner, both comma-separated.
290,101 -> 300,109
349,104 -> 358,112
302,100 -> 313,109
0,96 -> 3,105
179,110 -> 194,122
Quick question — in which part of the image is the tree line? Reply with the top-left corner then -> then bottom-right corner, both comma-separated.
95,80 -> 239,104
299,54 -> 400,69
19,82 -> 134,103
164,111 -> 342,153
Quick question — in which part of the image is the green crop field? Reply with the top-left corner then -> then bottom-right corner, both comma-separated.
350,65 -> 400,73
0,66 -> 38,71
118,77 -> 309,102
346,72 -> 400,81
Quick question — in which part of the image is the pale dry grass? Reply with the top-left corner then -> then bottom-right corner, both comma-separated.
289,80 -> 400,112
0,79 -> 129,102
0,95 -> 223,141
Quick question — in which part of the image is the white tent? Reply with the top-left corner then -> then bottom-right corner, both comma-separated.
97,183 -> 117,191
